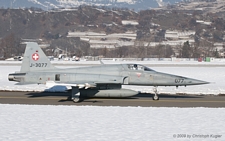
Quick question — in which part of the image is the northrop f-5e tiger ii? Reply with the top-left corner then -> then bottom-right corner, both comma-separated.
8,42 -> 209,102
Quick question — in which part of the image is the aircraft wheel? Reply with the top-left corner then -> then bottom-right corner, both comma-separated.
73,97 -> 80,103
152,95 -> 159,101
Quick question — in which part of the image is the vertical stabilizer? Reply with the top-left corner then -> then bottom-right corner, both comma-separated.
20,42 -> 55,72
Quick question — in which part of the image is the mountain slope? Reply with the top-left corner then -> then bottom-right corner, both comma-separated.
0,0 -> 182,11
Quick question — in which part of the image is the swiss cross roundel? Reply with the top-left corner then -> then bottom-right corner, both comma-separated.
32,53 -> 39,61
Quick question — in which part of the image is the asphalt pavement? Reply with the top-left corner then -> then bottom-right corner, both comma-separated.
0,91 -> 224,107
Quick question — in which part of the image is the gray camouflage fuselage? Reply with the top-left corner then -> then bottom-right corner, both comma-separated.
8,42 -> 209,100
10,64 -> 208,87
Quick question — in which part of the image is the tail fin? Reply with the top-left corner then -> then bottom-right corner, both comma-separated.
20,42 -> 55,72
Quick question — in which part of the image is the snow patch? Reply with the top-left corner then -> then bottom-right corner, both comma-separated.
0,104 -> 224,141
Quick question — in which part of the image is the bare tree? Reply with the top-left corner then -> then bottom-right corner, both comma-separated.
0,33 -> 22,59
182,41 -> 192,58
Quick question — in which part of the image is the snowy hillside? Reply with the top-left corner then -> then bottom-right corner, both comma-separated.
0,0 -> 182,11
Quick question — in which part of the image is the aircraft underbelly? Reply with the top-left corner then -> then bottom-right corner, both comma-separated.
80,89 -> 138,98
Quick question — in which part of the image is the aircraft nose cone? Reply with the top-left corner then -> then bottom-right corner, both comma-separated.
187,78 -> 210,85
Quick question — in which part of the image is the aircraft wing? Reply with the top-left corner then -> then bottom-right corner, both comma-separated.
46,81 -> 122,89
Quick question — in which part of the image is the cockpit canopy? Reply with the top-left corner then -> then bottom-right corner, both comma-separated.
127,64 -> 154,71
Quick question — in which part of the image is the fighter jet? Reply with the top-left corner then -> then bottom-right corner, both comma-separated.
8,42 -> 209,102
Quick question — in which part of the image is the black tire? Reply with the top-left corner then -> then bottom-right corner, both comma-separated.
73,97 -> 80,103
152,95 -> 159,101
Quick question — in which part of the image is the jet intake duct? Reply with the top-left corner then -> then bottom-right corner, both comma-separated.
8,73 -> 26,82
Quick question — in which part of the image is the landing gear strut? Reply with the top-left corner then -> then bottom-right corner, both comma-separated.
152,86 -> 159,101
71,87 -> 81,103
72,93 -> 80,103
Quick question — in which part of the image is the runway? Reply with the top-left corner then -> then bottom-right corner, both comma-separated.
0,91 -> 224,107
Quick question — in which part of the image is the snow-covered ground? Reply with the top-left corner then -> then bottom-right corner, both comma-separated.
0,104 -> 224,141
0,62 -> 225,94
0,62 -> 225,141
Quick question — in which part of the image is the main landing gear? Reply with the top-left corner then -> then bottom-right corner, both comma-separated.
71,87 -> 81,103
152,86 -> 159,101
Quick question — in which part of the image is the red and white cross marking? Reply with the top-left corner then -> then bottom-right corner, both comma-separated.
32,53 -> 39,61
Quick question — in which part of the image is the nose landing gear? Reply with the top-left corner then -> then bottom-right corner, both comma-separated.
152,86 -> 159,101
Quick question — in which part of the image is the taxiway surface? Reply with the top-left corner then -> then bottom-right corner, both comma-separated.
0,91 -> 224,107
